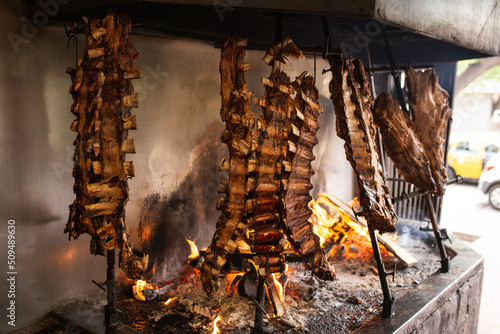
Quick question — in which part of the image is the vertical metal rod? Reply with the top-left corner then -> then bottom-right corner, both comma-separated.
275,13 -> 284,44
252,278 -> 266,334
382,28 -> 409,116
368,228 -> 394,318
314,52 -> 317,83
366,47 -> 388,177
105,249 -> 118,334
424,194 -> 450,273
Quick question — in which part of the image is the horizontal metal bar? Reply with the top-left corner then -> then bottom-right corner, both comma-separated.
366,64 -> 434,73
214,42 -> 342,56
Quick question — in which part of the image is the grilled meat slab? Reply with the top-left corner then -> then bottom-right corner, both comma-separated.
407,67 -> 452,196
66,14 -> 147,279
285,72 -> 334,280
202,36 -> 334,295
201,34 -> 255,295
373,92 -> 436,193
328,56 -> 396,233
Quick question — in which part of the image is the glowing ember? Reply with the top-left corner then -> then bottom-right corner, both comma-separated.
186,237 -> 199,259
132,279 -> 158,301
133,280 -> 147,301
225,273 -> 243,294
211,315 -> 221,334
271,273 -> 284,303
163,297 -> 177,306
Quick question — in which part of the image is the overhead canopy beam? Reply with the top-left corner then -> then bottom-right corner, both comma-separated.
373,0 -> 500,57
25,0 -> 498,64
137,0 -> 500,56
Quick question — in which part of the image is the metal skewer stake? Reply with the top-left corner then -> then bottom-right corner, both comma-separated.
424,194 -> 450,273
368,227 -> 395,318
104,249 -> 118,334
252,278 -> 266,334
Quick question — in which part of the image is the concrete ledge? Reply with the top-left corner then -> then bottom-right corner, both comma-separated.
356,241 -> 483,333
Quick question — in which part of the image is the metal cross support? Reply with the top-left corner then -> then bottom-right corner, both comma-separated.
424,194 -> 450,273
368,227 -> 395,318
392,176 -> 464,203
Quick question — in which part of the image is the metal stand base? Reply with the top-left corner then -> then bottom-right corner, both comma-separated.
105,249 -> 118,334
251,278 -> 266,334
424,194 -> 450,273
369,228 -> 395,318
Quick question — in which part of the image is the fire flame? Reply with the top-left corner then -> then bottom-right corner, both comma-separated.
186,238 -> 199,259
133,279 -> 147,301
133,279 -> 158,302
211,315 -> 221,334
308,197 -> 340,245
225,273 -> 243,294
271,273 -> 284,303
309,194 -> 395,260
163,297 -> 177,306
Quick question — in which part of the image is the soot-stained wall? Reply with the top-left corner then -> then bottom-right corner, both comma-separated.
0,2 -> 352,330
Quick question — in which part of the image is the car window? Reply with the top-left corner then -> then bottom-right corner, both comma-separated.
485,145 -> 499,153
456,142 -> 469,151
485,144 -> 499,159
456,141 -> 480,154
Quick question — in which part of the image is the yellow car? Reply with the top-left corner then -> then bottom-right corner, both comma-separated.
447,141 -> 499,180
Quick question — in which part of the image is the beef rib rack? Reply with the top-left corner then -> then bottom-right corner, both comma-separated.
372,92 -> 436,193
407,67 -> 452,196
65,14 -> 148,279
328,56 -> 396,234
201,36 -> 334,296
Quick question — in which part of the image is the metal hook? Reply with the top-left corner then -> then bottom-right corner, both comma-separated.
64,23 -> 80,66
321,16 -> 331,59
322,67 -> 332,75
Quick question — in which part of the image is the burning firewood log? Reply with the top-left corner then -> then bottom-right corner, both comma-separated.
328,56 -> 397,234
65,14 -> 148,279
